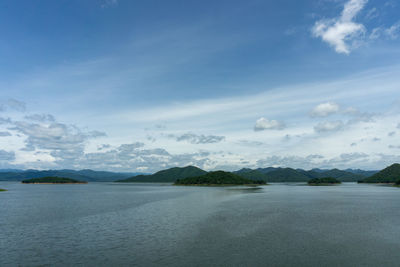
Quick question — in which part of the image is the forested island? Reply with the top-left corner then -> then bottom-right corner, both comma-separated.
308,177 -> 341,185
21,177 -> 87,184
0,188 -> 6,191
174,171 -> 266,186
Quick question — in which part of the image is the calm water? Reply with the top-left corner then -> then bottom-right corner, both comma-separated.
1,182 -> 400,266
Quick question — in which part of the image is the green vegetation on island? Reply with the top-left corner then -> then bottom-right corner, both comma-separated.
0,188 -> 6,191
115,166 -> 207,183
21,177 -> 87,184
308,177 -> 341,185
174,171 -> 266,186
358,163 -> 400,183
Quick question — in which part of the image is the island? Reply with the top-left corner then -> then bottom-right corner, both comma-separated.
308,177 -> 341,186
358,163 -> 400,183
174,171 -> 266,186
21,177 -> 88,184
0,188 -> 6,191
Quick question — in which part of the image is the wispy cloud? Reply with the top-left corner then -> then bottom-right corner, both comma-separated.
168,133 -> 225,144
101,0 -> 118,8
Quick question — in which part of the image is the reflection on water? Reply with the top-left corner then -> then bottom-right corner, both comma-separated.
0,182 -> 399,266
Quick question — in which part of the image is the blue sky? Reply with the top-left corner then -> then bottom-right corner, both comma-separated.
0,0 -> 399,172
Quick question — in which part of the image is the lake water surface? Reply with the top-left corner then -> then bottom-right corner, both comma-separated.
1,182 -> 400,266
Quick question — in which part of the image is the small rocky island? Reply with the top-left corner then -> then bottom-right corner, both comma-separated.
174,171 -> 266,186
21,177 -> 87,184
308,177 -> 341,186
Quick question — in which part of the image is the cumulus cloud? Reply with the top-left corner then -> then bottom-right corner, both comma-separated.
254,117 -> 285,131
169,133 -> 225,144
388,131 -> 396,137
314,120 -> 344,132
310,102 -> 340,117
312,0 -> 367,54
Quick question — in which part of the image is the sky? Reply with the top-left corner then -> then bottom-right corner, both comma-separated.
0,0 -> 400,172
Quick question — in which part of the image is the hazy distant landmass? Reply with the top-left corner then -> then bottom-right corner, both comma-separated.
174,171 -> 266,185
358,164 -> 400,183
115,166 -> 207,183
0,165 -> 382,183
234,167 -> 371,182
21,177 -> 87,184
0,169 -> 146,182
308,177 -> 341,185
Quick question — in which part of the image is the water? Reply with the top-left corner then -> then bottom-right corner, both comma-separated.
1,182 -> 400,266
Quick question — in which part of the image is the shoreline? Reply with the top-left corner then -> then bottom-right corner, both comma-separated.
21,182 -> 88,184
174,184 -> 266,187
308,183 -> 341,186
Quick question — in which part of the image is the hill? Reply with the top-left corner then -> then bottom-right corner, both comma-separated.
0,169 -> 143,182
308,177 -> 341,185
115,166 -> 207,183
21,177 -> 87,184
359,164 -> 400,183
175,171 -> 265,185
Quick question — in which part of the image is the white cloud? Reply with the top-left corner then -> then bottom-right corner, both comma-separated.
312,0 -> 367,54
314,120 -> 344,132
310,102 -> 340,117
385,21 -> 400,39
254,117 -> 286,131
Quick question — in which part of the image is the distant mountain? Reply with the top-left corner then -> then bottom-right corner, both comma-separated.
0,169 -> 145,182
0,169 -> 21,173
175,171 -> 265,185
235,167 -> 367,182
115,166 -> 207,183
359,164 -> 400,183
344,169 -> 378,177
315,169 -> 365,182
255,167 -> 278,174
